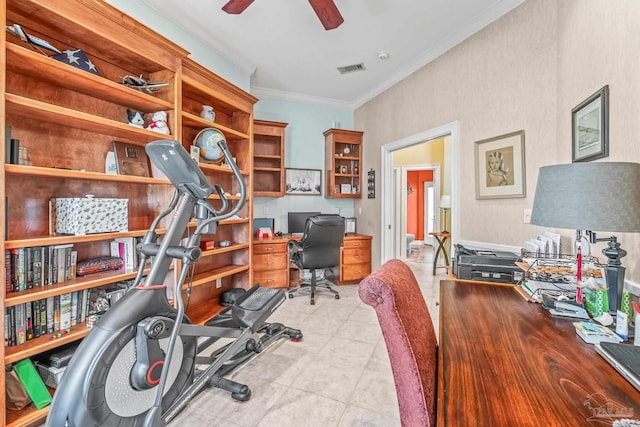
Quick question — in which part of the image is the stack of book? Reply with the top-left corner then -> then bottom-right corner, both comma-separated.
574,321 -> 623,344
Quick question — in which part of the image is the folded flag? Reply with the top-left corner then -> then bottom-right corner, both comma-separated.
52,49 -> 101,76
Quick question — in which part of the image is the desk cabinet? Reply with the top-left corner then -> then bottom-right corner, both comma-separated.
339,235 -> 372,284
253,240 -> 289,288
253,234 -> 372,287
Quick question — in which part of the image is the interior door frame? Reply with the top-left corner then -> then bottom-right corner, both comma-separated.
401,164 -> 441,257
380,120 -> 460,264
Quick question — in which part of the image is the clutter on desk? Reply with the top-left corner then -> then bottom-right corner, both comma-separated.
550,300 -> 589,319
574,321 -> 623,344
516,251 -> 606,306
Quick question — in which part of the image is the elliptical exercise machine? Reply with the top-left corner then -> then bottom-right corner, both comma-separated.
46,139 -> 302,427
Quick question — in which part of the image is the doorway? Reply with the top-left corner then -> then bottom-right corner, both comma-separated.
380,121 -> 459,263
424,181 -> 435,246
402,165 -> 441,252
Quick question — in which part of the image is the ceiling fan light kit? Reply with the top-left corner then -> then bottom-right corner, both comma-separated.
222,0 -> 344,30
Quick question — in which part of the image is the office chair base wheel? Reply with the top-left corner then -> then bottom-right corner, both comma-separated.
310,299 -> 315,305
335,294 -> 340,299
288,293 -> 293,299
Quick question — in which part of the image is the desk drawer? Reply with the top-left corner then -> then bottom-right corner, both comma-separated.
343,239 -> 370,249
342,248 -> 371,264
253,242 -> 287,254
253,253 -> 288,271
254,270 -> 288,288
341,262 -> 370,282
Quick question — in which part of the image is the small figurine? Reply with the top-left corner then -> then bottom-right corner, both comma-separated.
146,111 -> 170,134
126,109 -> 145,128
200,105 -> 215,121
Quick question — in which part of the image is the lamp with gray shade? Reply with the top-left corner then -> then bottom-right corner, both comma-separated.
530,162 -> 640,313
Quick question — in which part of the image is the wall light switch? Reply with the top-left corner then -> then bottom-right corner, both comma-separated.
216,278 -> 222,288
523,208 -> 532,224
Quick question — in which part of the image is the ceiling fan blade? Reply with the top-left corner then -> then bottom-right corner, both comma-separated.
222,0 -> 254,14
308,0 -> 344,30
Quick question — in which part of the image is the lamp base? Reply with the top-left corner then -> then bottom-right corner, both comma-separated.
605,265 -> 625,314
600,236 -> 627,314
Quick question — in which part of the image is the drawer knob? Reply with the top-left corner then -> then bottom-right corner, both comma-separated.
266,261 -> 274,265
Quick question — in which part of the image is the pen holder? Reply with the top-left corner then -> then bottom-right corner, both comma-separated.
584,287 -> 609,318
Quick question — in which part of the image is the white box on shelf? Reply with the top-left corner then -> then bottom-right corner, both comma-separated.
55,197 -> 128,235
341,184 -> 351,194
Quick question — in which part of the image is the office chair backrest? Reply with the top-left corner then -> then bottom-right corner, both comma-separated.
359,259 -> 438,427
298,215 -> 345,269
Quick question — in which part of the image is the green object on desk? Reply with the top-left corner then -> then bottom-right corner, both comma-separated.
584,287 -> 609,318
13,358 -> 52,409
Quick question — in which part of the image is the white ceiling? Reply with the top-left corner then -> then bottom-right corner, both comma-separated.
142,0 -> 524,108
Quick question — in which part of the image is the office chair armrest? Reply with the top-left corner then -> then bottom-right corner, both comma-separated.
288,239 -> 302,262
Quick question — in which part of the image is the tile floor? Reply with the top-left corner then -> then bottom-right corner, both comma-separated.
173,243 -> 445,427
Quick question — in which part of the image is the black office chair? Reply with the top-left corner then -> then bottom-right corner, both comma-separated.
288,215 -> 345,305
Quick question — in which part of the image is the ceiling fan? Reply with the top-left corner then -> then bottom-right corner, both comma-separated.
222,0 -> 344,30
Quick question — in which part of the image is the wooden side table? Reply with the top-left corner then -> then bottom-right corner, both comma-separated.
428,232 -> 451,275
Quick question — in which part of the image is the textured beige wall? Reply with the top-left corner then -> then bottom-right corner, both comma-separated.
355,0 -> 640,281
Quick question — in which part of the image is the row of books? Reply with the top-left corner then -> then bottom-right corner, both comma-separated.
4,236 -> 150,296
4,244 -> 76,293
4,280 -> 134,347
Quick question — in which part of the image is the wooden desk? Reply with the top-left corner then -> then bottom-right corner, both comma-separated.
252,234 -> 372,288
438,280 -> 640,426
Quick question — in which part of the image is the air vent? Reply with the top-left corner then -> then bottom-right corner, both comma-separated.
337,63 -> 366,74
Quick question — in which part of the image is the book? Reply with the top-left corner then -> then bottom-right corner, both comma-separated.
70,291 -> 78,325
25,247 -> 33,289
60,293 -> 72,330
5,125 -> 11,164
25,301 -> 33,341
32,246 -> 43,287
17,247 -> 26,291
4,249 -> 11,293
46,296 -> 55,334
15,303 -> 26,345
53,295 -> 61,332
52,244 -> 73,283
574,322 -> 623,344
39,299 -> 47,337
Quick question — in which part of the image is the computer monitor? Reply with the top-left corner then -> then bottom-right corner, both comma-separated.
287,211 -> 321,234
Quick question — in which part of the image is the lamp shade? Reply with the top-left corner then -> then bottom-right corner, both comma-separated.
530,162 -> 640,232
440,195 -> 451,209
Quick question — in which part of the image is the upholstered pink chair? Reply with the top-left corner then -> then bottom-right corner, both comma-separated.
358,259 -> 438,427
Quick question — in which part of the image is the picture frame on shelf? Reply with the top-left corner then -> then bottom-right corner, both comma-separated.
572,85 -> 609,163
285,168 -> 322,195
112,141 -> 151,177
341,183 -> 352,194
474,130 -> 526,200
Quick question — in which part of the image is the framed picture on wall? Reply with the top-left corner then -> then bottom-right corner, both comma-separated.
572,85 -> 609,162
285,168 -> 322,195
474,130 -> 526,199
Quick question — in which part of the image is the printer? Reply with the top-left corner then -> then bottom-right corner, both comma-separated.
453,244 -> 523,284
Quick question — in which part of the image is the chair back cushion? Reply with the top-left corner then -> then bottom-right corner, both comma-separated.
358,259 -> 437,427
298,215 -> 345,269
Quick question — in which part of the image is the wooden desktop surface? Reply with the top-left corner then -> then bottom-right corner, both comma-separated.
438,280 -> 640,426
